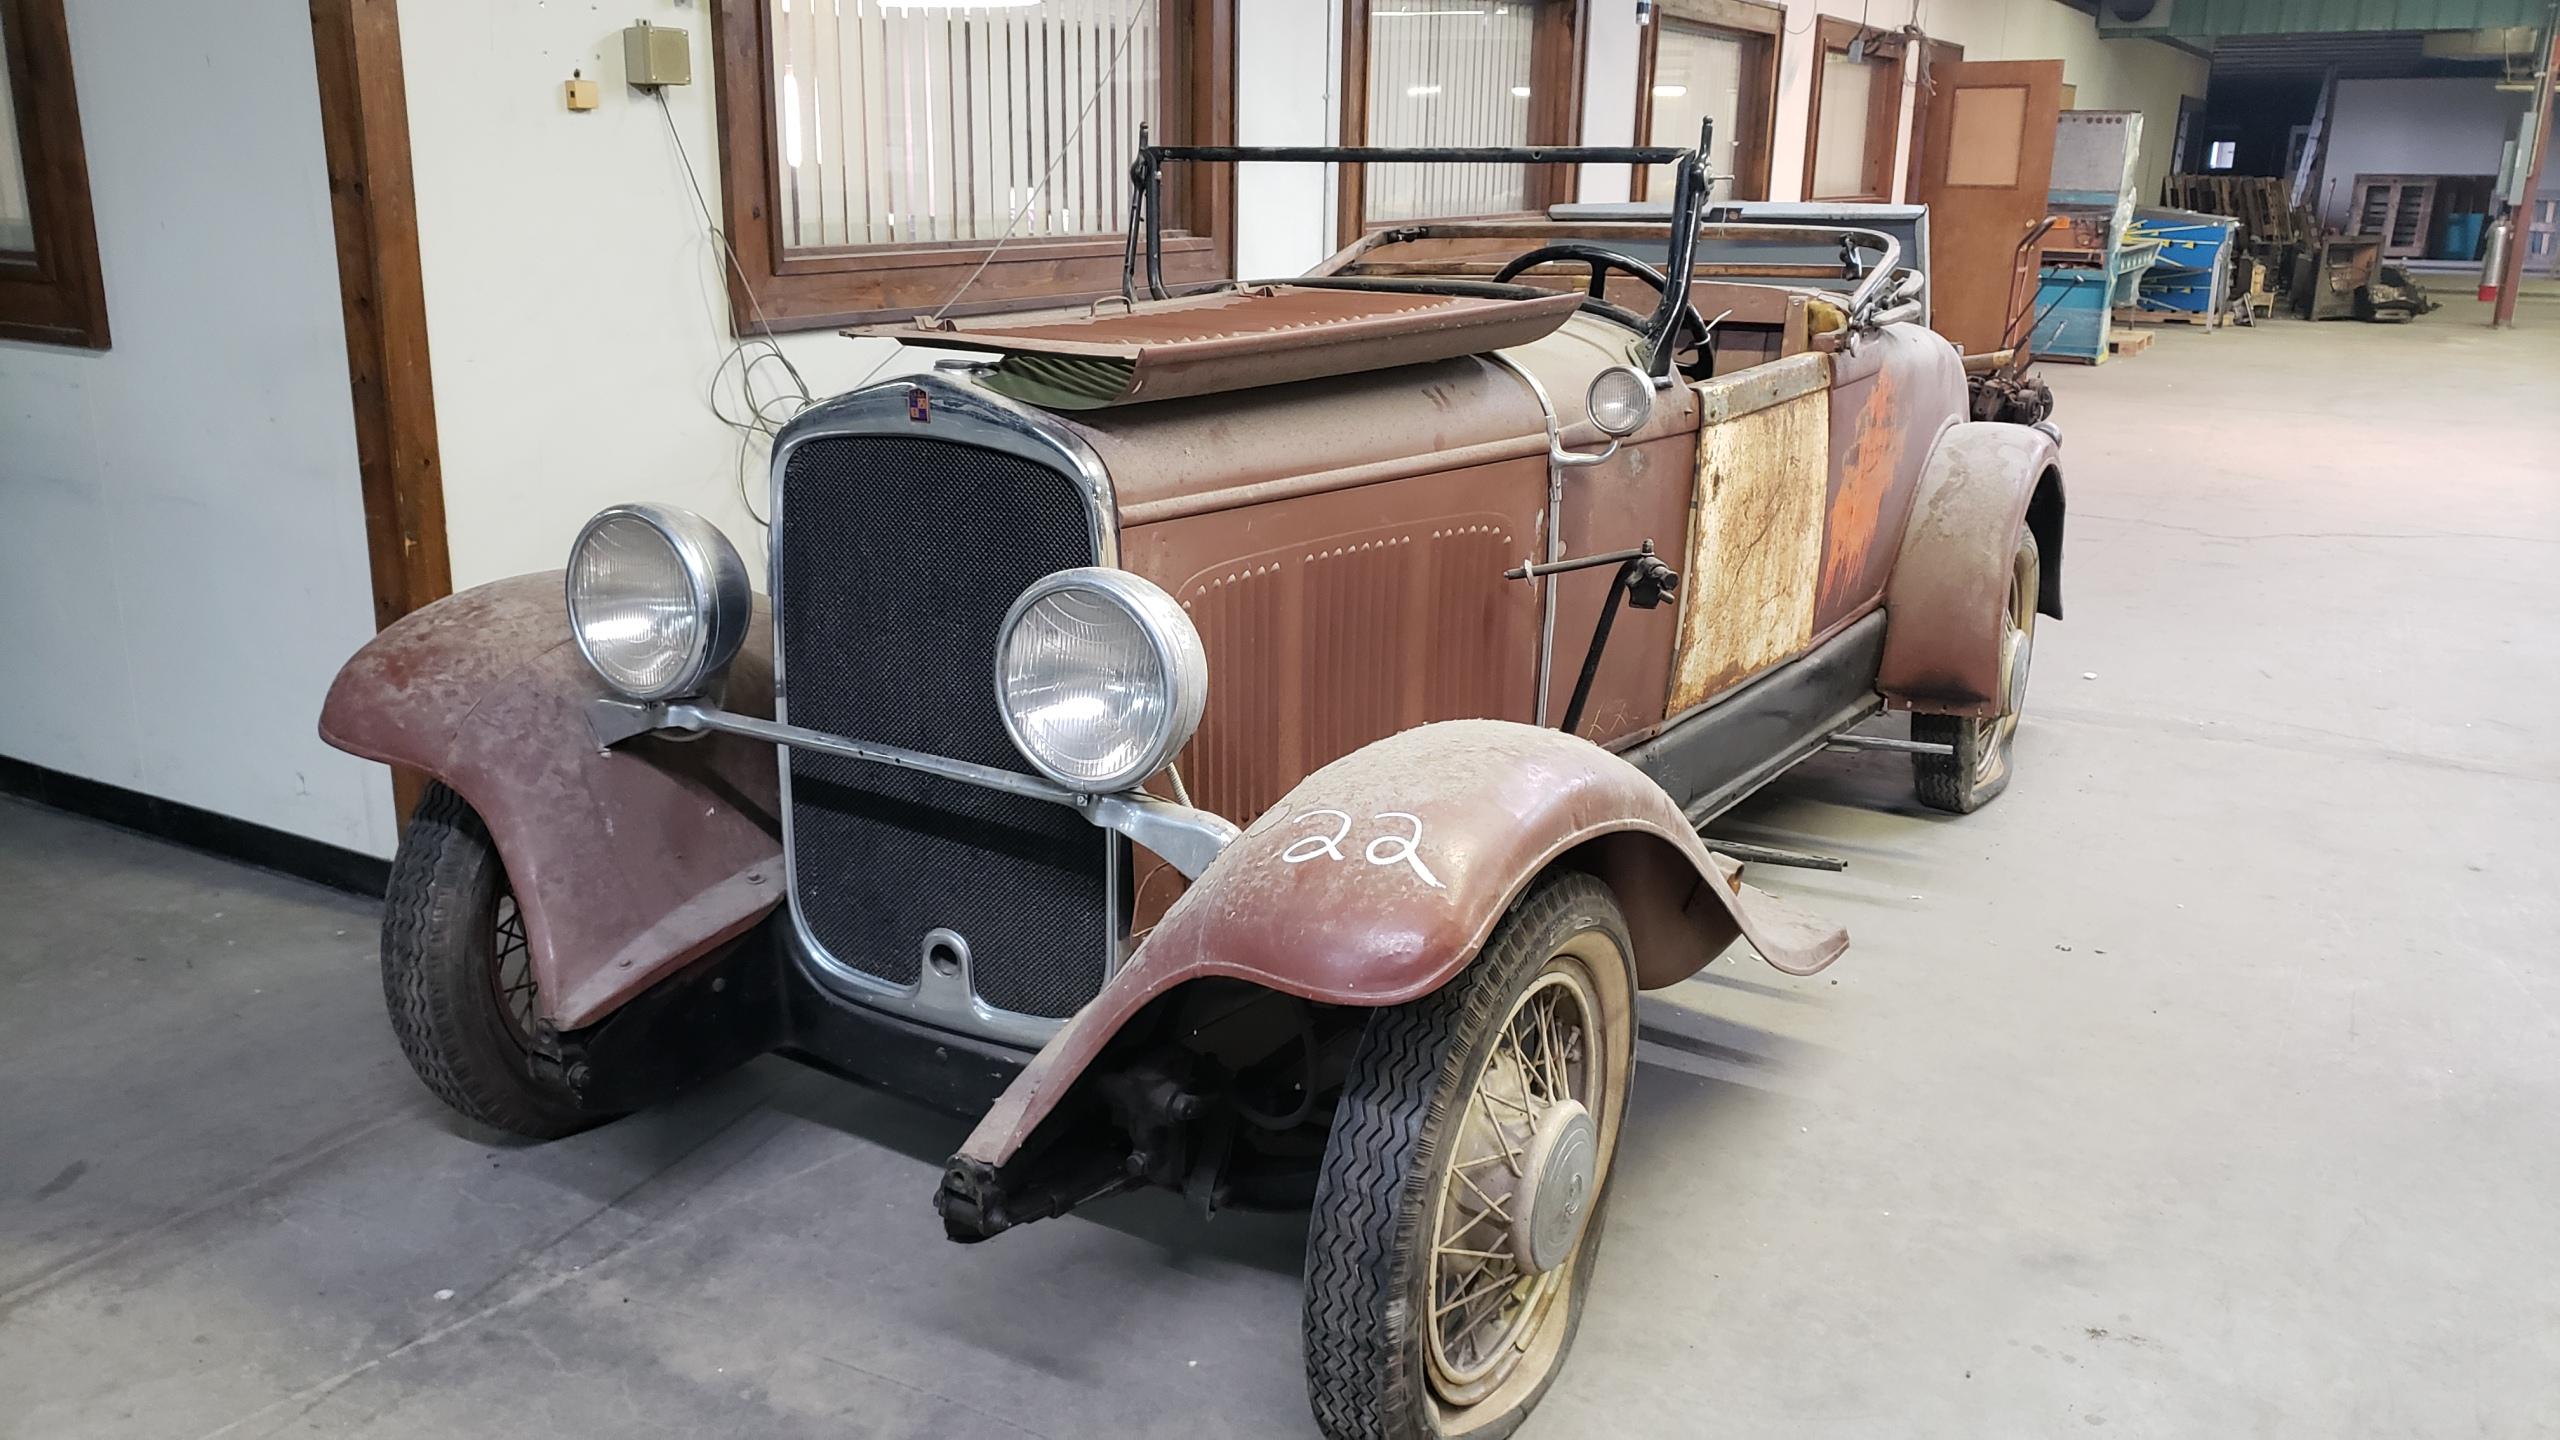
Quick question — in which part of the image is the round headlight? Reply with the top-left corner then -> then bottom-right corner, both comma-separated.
566,504 -> 751,702
1585,364 -> 1655,438
995,568 -> 1207,794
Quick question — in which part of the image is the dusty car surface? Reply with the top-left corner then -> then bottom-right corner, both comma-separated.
320,138 -> 2062,1440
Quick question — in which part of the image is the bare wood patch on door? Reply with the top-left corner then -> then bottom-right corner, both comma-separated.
1669,389 -> 1830,711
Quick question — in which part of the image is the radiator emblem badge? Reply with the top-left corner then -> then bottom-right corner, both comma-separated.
907,389 -> 932,424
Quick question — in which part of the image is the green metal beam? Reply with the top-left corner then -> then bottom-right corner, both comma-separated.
2100,0 -> 2554,39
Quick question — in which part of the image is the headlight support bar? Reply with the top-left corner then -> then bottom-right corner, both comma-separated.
585,698 -> 1241,881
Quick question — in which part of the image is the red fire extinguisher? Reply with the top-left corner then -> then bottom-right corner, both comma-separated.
2479,214 -> 2513,303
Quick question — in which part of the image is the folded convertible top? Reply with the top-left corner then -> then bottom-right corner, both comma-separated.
850,282 -> 1581,410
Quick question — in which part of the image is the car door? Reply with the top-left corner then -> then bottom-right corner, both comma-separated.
1662,347 -> 1833,717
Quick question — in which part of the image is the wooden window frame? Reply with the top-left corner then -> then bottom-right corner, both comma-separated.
1337,0 -> 1587,247
708,0 -> 1236,333
1800,15 -> 1903,204
1631,0 -> 1778,203
0,0 -> 108,349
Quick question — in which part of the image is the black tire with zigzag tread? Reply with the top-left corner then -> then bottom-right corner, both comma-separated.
1301,871 -> 1631,1440
1912,530 -> 2038,815
380,782 -> 605,1140
1910,711 -> 1998,814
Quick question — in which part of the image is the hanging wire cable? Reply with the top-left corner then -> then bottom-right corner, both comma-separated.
654,84 -> 895,528
927,0 -> 1159,324
654,3 -> 1151,521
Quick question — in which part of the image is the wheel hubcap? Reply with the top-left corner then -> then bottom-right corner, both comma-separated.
1510,1100 -> 1596,1273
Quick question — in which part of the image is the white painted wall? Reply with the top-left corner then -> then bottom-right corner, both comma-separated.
2317,77 -> 2530,231
403,0 -> 1360,594
400,0 -> 906,594
0,0 -> 394,856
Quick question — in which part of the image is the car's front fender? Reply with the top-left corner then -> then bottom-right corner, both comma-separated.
319,574 -> 783,1030
950,719 -> 1847,1184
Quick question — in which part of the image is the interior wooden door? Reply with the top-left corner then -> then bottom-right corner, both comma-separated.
1913,58 -> 2065,357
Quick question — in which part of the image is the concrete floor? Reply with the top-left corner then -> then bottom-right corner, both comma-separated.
6,287 -> 2558,1440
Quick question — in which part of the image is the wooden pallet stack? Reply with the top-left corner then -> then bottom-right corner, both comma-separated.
2160,174 -> 2314,255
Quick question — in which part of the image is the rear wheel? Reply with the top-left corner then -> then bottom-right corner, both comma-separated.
1303,872 -> 1636,1440
380,782 -> 609,1139
1914,531 -> 2040,815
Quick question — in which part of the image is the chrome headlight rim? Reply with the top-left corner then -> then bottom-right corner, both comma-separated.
1584,363 -> 1655,438
565,502 -> 752,703
993,567 -> 1208,796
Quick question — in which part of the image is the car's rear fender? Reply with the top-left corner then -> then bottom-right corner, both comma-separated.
1877,421 -> 2066,717
947,719 -> 1847,1192
318,573 -> 783,1031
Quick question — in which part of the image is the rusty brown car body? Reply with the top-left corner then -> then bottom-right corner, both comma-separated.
320,141 -> 2062,1440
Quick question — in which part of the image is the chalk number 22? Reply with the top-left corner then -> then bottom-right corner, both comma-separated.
1274,808 -> 1445,890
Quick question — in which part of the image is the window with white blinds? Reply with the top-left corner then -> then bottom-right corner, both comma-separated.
1641,21 -> 1744,201
0,5 -> 34,254
1361,0 -> 1537,223
765,0 -> 1163,253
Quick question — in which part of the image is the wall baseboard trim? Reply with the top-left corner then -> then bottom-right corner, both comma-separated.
0,754 -> 391,898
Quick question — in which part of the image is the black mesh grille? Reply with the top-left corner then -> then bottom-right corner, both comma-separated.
778,434 -> 1109,1020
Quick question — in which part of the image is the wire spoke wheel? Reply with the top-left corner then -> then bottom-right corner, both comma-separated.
487,893 -> 540,1054
1424,968 -> 1601,1404
380,782 -> 605,1140
1303,873 -> 1635,1440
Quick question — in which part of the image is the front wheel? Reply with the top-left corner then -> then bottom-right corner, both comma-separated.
1914,530 -> 2040,815
380,782 -> 612,1139
1302,872 -> 1636,1440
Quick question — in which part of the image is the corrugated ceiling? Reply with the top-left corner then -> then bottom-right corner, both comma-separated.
2100,0 -> 2551,39
2209,27 -> 2521,75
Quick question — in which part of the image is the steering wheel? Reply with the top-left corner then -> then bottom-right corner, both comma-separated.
1492,242 -> 1715,380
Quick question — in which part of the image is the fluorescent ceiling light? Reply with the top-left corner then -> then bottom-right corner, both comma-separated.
1407,84 -> 1444,97
1652,84 -> 1687,98
1511,85 -> 1532,98
1380,8 -> 1492,17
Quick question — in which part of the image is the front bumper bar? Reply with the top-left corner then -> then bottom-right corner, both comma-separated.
586,697 -> 1241,880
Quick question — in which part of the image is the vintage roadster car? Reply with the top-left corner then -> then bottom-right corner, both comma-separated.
320,140 -> 2061,1439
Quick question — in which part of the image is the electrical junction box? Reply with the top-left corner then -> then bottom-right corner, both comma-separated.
623,21 -> 691,87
